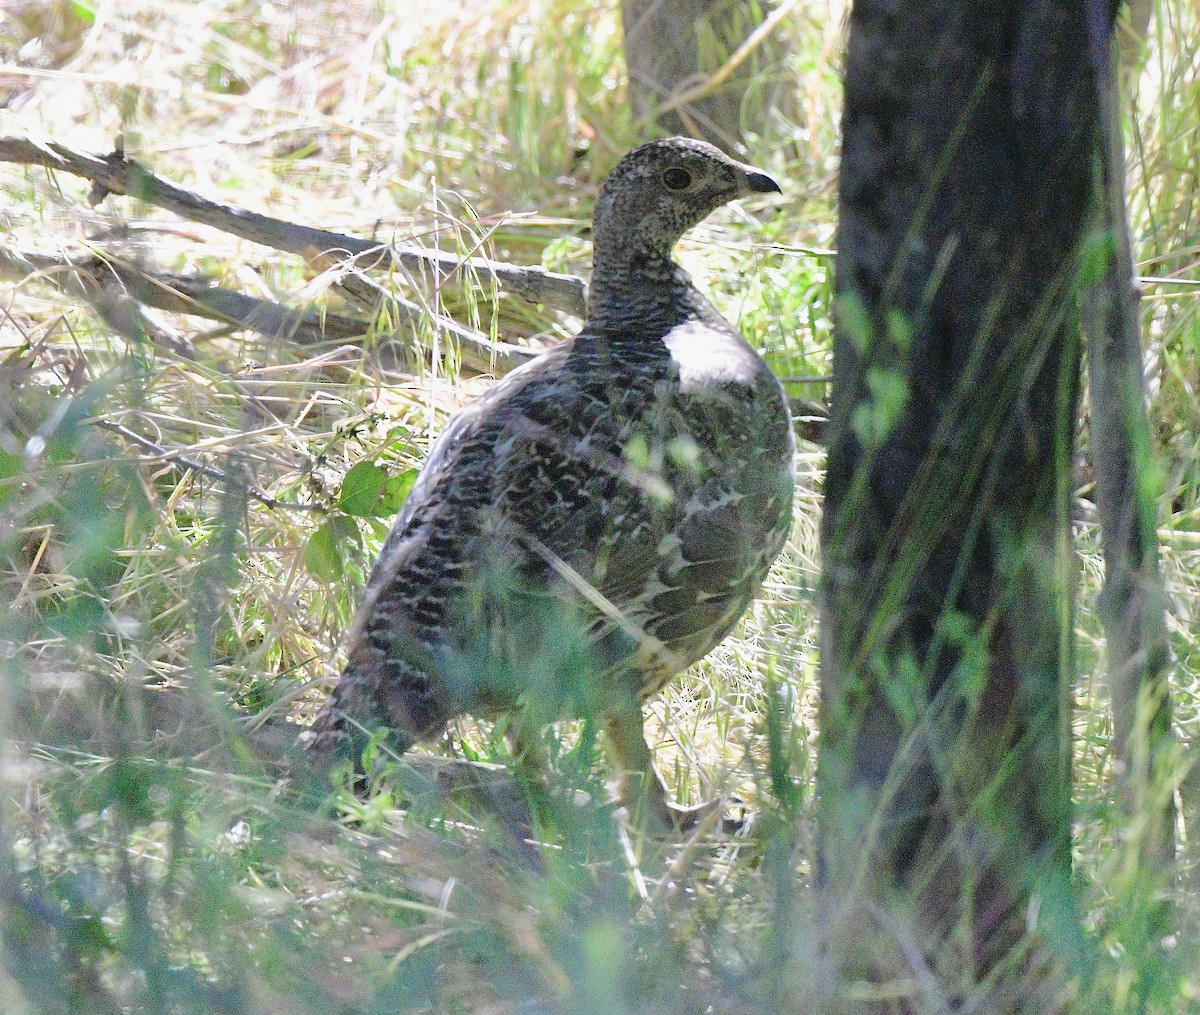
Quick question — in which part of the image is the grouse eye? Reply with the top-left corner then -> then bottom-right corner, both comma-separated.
662,167 -> 692,191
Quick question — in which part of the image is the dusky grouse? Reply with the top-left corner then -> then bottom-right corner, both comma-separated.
304,137 -> 795,829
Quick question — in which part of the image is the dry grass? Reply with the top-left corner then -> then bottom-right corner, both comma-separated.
0,0 -> 1197,1011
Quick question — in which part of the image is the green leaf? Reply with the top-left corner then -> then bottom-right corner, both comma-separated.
68,2 -> 97,27
303,524 -> 339,581
378,467 -> 420,515
303,515 -> 360,581
337,461 -> 386,516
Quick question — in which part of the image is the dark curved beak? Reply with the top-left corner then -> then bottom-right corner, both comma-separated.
743,169 -> 782,195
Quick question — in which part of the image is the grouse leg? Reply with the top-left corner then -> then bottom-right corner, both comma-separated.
601,702 -> 718,832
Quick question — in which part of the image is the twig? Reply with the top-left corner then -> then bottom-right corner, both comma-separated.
790,397 -> 828,444
0,136 -> 589,317
3,245 -> 308,420
1,245 -> 539,376
0,246 -> 196,358
94,419 -> 319,513
631,0 -> 800,131
307,251 -> 539,374
0,244 -> 356,345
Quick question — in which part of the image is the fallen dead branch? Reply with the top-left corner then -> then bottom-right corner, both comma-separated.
0,136 -> 589,317
2,135 -> 830,434
0,246 -> 364,349
0,244 -> 538,376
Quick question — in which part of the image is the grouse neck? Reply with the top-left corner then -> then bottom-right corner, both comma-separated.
586,255 -> 714,334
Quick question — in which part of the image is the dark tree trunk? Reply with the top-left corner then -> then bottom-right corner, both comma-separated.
621,0 -> 783,153
817,4 -> 1105,1008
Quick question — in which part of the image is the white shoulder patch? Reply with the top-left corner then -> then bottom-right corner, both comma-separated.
661,319 -> 763,394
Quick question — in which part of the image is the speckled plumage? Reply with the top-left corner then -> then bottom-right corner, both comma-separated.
304,138 -> 795,827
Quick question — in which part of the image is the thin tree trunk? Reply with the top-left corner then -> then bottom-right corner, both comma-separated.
1082,0 -> 1176,889
817,4 -> 1103,1009
621,0 -> 784,153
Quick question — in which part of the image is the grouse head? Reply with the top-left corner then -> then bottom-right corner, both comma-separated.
590,137 -> 780,271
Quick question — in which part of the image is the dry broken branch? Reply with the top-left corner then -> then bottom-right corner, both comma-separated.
0,246 -> 361,346
0,136 -> 589,317
309,254 -> 539,375
1,136 -> 827,435
0,245 -> 539,376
